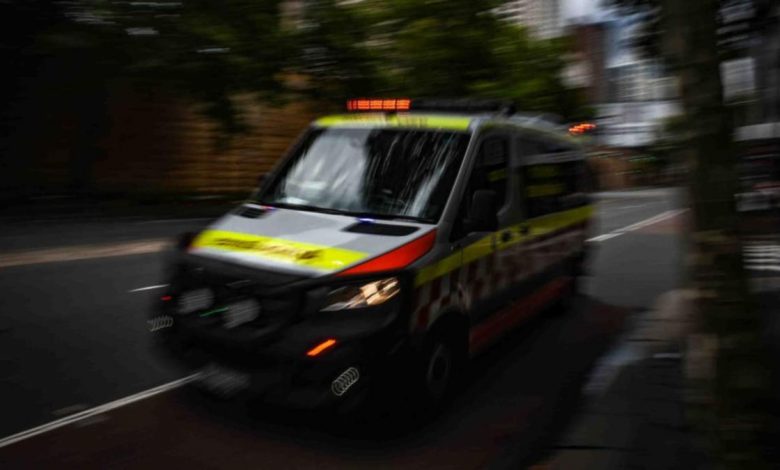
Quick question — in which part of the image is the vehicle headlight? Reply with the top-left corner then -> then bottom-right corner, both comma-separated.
321,277 -> 400,311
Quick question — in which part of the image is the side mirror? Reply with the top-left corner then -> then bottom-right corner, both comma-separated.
466,189 -> 498,233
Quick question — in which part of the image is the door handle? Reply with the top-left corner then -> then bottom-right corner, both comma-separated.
501,231 -> 513,243
519,225 -> 530,235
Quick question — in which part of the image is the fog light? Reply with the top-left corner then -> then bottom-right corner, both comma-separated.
178,288 -> 214,315
331,367 -> 360,397
223,298 -> 260,329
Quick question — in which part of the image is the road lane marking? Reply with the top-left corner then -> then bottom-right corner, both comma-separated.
587,209 -> 688,243
596,203 -> 656,218
0,239 -> 172,268
128,284 -> 169,293
0,375 -> 198,450
613,209 -> 688,233
586,233 -> 621,243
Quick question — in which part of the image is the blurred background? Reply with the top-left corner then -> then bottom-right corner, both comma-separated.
0,0 -> 778,468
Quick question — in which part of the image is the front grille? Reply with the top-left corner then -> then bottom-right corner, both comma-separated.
170,264 -> 304,344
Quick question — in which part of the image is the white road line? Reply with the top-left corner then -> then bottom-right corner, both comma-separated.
587,209 -> 688,243
586,233 -> 622,243
128,284 -> 169,293
0,375 -> 198,450
596,203 -> 656,218
614,209 -> 688,233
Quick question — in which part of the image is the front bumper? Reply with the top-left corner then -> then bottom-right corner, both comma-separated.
151,310 -> 411,410
150,256 -> 417,409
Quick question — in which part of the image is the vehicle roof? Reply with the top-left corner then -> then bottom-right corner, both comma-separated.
313,112 -> 582,146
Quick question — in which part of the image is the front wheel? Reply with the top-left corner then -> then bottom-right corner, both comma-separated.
414,327 -> 466,409
425,340 -> 455,402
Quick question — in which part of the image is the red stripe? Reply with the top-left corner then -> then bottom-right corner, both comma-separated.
338,230 -> 436,276
468,277 -> 571,354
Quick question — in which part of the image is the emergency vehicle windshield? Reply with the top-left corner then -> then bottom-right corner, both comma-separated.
259,128 -> 470,222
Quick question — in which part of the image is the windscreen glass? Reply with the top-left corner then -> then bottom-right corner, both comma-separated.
259,128 -> 471,222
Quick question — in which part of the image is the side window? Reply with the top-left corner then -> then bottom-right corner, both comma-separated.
451,135 -> 510,240
519,138 -> 587,218
522,161 -> 589,217
523,163 -> 564,218
477,137 -> 510,206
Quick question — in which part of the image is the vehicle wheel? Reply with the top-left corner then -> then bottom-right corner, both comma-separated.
416,327 -> 465,409
555,262 -> 580,314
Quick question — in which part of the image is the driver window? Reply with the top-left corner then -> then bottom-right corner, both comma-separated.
451,135 -> 510,240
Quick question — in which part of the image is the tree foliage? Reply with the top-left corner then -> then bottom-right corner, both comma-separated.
30,0 -> 589,126
35,0 -> 294,132
297,0 -> 590,120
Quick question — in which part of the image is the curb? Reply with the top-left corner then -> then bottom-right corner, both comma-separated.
583,289 -> 695,397
537,289 -> 696,470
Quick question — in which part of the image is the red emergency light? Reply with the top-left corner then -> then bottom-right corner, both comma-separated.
346,98 -> 412,112
569,122 -> 597,135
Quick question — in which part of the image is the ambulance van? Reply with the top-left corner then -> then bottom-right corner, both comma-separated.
150,99 -> 594,410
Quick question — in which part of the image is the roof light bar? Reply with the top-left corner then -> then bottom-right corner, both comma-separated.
345,98 -> 516,115
347,98 -> 411,112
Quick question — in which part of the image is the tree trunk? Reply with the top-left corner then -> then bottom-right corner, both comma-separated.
666,0 -> 770,466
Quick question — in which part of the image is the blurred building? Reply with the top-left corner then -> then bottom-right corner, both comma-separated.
495,0 -> 564,39
732,0 -> 780,205
564,21 -> 608,103
565,12 -> 681,150
733,0 -> 780,139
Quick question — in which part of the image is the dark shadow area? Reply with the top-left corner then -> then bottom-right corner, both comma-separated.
0,295 -> 629,468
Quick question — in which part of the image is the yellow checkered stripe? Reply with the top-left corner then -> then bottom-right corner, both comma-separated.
415,205 -> 593,287
191,230 -> 369,271
315,114 -> 472,131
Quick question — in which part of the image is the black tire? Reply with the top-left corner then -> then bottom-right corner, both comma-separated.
555,260 -> 581,314
415,325 -> 466,409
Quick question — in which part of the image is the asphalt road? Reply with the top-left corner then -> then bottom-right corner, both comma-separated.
0,188 -> 686,469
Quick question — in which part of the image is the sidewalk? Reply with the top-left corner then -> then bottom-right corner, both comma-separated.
549,352 -> 700,469
537,290 -> 706,470
536,210 -> 780,469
